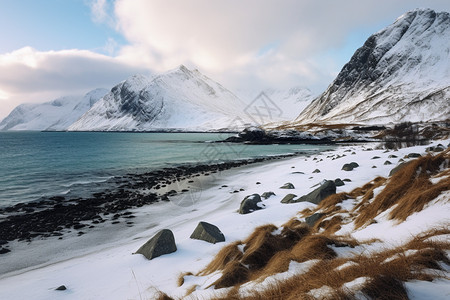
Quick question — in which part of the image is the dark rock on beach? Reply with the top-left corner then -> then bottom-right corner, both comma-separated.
135,229 -> 177,260
190,222 -> 225,244
305,213 -> 326,227
239,194 -> 265,214
280,194 -> 297,204
261,191 -> 276,199
342,162 -> 359,171
295,180 -> 336,205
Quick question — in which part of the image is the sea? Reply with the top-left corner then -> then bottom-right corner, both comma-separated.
0,131 -> 332,208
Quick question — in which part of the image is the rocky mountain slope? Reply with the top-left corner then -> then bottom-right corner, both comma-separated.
295,8 -> 450,125
0,88 -> 108,131
68,66 -> 252,131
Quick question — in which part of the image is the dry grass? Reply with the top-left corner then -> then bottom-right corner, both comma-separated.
355,151 -> 450,228
208,230 -> 449,300
172,152 -> 450,300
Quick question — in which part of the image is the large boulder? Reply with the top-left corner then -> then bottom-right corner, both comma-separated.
135,229 -> 177,260
239,194 -> 265,214
389,161 -> 412,177
190,222 -> 225,244
295,180 -> 336,205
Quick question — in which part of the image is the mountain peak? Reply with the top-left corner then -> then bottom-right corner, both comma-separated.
295,8 -> 450,125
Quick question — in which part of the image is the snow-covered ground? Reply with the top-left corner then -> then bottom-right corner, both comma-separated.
0,139 -> 448,300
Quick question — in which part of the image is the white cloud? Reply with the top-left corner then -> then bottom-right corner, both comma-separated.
111,0 -> 450,92
1,0 -> 449,121
0,47 -> 148,119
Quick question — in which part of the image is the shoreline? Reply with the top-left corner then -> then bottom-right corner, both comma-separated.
0,148 -> 332,275
0,139 -> 448,299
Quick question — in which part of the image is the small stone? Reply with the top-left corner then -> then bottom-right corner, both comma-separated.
280,194 -> 297,204
312,169 -> 321,173
261,191 -> 276,199
343,178 -> 352,182
55,285 -> 67,291
372,166 -> 377,168
342,162 -> 359,171
280,182 -> 295,189
407,153 -> 421,158
371,156 -> 381,159
256,182 -> 261,185
384,160 -> 392,165
334,178 -> 345,187
305,213 -> 326,227
388,154 -> 398,158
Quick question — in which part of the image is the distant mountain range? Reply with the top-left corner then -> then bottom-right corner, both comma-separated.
0,88 -> 108,131
1,8 -> 449,132
294,8 -> 450,125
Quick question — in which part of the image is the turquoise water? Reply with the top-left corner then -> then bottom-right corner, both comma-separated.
0,132 -> 332,207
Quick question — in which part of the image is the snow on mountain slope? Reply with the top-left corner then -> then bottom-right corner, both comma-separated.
238,87 -> 314,122
68,66 -> 253,131
295,8 -> 450,125
0,88 -> 108,131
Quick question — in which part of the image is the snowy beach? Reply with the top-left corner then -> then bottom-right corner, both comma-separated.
0,139 -> 448,300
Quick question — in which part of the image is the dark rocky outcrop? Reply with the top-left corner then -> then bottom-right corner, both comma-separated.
407,153 -> 421,158
135,229 -> 177,260
295,180 -> 336,204
190,222 -> 225,244
239,194 -> 265,214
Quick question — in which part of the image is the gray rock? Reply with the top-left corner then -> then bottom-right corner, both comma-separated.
190,222 -> 225,244
343,178 -> 352,182
280,182 -> 295,189
371,156 -> 381,159
334,178 -> 345,187
135,229 -> 177,260
407,153 -> 421,158
55,285 -> 67,291
280,193 -> 297,204
239,194 -> 265,214
384,160 -> 392,165
388,154 -> 398,158
295,180 -> 336,204
261,191 -> 276,199
426,144 -> 445,152
342,162 -> 359,171
389,161 -> 411,177
305,213 -> 326,227
313,169 -> 321,173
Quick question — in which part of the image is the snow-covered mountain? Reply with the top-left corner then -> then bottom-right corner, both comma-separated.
295,8 -> 450,125
0,88 -> 108,131
238,87 -> 314,122
68,66 -> 253,131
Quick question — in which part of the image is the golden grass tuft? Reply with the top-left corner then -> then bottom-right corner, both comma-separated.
177,272 -> 193,287
355,152 -> 449,228
290,235 -> 337,262
212,261 -> 249,289
198,241 -> 243,276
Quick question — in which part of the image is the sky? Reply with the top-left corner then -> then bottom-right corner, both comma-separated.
0,0 -> 449,120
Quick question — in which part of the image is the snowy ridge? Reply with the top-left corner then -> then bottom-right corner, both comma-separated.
68,66 -> 253,131
0,88 -> 108,131
295,8 -> 450,125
